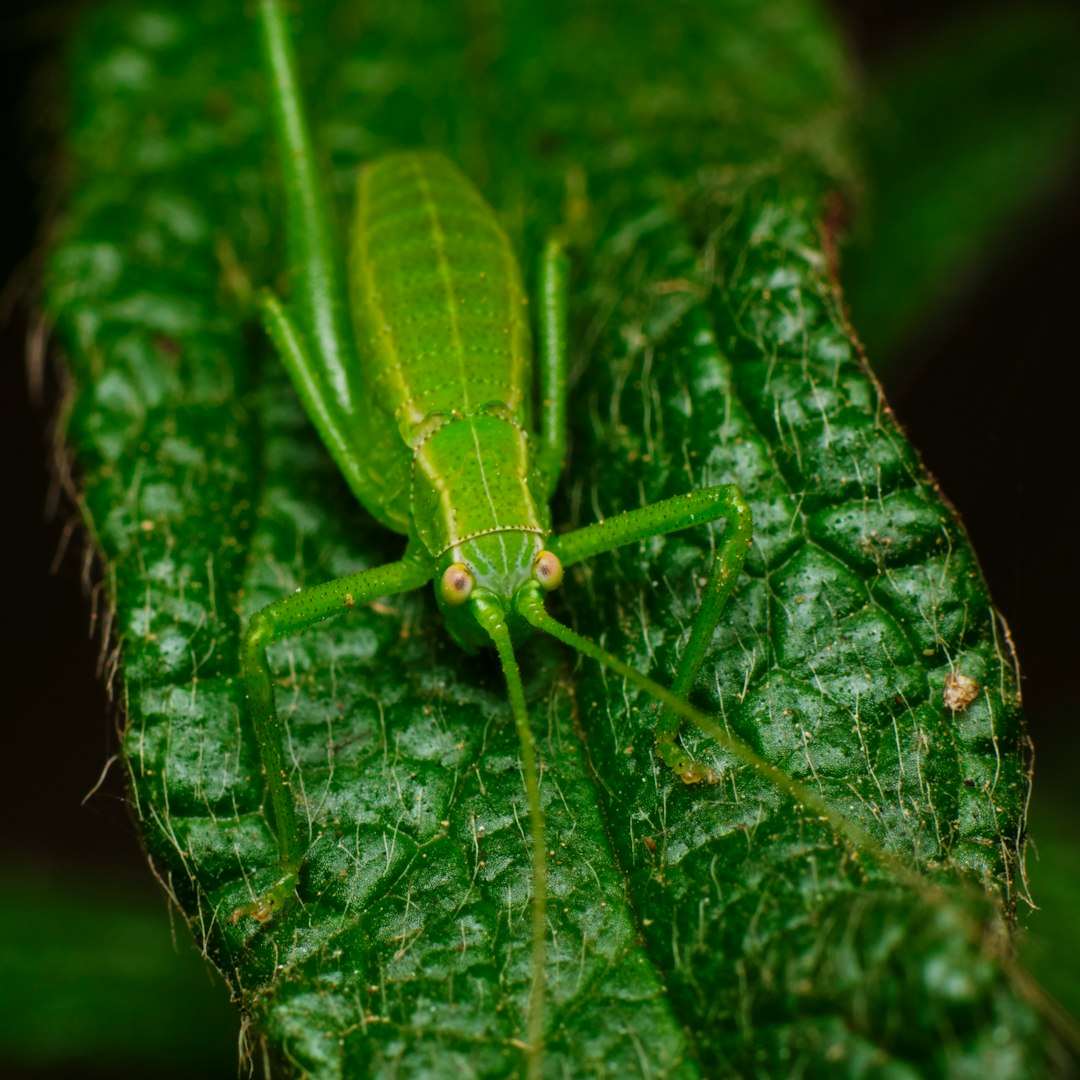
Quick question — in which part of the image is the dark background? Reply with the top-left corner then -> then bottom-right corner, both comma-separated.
2,1 -> 1077,1076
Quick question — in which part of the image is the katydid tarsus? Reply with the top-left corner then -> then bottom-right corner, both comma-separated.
241,0 -> 753,1068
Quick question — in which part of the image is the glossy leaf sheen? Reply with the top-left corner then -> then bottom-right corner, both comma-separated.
47,0 -> 1061,1075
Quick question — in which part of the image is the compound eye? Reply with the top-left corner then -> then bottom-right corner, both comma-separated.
533,550 -> 563,591
440,563 -> 474,606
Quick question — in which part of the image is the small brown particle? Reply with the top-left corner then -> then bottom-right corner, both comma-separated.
944,672 -> 979,712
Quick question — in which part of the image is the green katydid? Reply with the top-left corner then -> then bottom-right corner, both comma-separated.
240,0 -> 753,1068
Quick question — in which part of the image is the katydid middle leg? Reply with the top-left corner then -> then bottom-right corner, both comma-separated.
529,236 -> 752,778
236,551 -> 434,920
551,488 -> 753,781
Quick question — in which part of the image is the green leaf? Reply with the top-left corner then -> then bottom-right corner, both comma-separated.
843,4 -> 1080,369
45,0 -> 1071,1075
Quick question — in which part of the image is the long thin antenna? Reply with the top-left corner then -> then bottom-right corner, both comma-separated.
516,588 -> 1080,1058
476,599 -> 547,1078
515,588 -> 883,863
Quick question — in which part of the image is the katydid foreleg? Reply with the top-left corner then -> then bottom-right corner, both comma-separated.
234,551 -> 433,921
547,486 -> 753,780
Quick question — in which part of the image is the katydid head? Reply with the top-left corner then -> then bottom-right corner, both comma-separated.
434,534 -> 564,652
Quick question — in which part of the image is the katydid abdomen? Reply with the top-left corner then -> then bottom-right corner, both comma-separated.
354,151 -> 532,435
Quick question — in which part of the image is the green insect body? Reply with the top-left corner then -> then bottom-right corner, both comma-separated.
243,1 -> 756,1073
353,153 -> 551,646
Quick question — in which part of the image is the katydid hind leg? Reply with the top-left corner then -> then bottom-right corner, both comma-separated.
257,0 -> 361,418
261,292 -> 380,511
535,237 -> 569,499
258,1 -> 397,523
233,554 -> 433,922
551,485 -> 752,781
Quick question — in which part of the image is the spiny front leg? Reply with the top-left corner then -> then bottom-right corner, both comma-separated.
552,486 -> 752,782
233,553 -> 433,922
